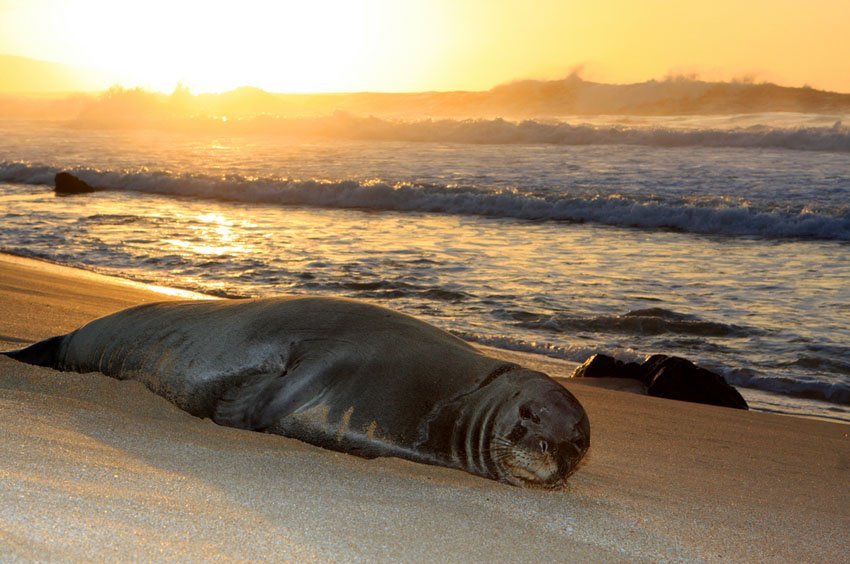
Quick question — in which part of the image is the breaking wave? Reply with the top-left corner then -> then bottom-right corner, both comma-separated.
45,99 -> 850,150
283,115 -> 850,152
722,367 -> 850,405
3,161 -> 849,241
72,113 -> 850,152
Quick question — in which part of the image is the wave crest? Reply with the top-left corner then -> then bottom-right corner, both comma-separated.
302,115 -> 850,152
3,162 -> 849,241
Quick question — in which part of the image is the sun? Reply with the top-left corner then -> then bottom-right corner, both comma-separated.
44,0 -> 380,93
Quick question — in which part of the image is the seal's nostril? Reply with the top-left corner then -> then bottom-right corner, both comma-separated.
539,440 -> 548,453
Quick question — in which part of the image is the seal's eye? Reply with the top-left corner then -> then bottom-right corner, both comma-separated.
519,405 -> 540,424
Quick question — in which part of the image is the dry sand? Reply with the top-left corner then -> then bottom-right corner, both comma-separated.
1,253 -> 847,561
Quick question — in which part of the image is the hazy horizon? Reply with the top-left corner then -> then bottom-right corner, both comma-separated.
2,1 -> 850,94
3,52 -> 850,98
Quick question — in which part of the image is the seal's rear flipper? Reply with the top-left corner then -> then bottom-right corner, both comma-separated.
2,335 -> 65,368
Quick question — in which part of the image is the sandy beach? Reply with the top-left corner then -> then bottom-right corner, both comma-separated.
0,253 -> 847,561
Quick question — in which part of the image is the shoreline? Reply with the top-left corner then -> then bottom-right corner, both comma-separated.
1,252 -> 848,560
4,249 -> 846,424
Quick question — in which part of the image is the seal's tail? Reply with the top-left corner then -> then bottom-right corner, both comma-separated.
2,335 -> 64,368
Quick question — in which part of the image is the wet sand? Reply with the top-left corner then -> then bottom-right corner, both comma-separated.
1,253 -> 847,560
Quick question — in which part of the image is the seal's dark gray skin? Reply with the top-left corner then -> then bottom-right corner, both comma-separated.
4,297 -> 590,488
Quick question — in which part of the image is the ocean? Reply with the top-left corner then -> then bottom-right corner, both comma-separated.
1,116 -> 848,422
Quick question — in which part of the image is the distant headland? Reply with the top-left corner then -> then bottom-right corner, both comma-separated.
2,54 -> 850,122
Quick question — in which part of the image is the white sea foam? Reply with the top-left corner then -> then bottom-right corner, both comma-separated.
451,330 -> 644,366
3,162 -> 848,241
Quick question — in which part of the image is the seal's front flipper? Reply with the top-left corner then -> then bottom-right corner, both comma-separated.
213,350 -> 355,433
2,335 -> 65,368
213,373 -> 293,431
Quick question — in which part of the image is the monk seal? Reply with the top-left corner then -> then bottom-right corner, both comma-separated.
3,296 -> 590,488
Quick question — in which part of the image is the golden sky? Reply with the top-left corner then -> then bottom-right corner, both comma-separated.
1,0 -> 849,93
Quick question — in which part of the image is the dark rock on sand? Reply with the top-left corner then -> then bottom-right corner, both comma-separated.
572,353 -> 748,410
572,353 -> 644,381
643,355 -> 748,410
55,172 -> 96,195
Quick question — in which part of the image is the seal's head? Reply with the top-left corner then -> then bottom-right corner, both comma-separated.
489,371 -> 590,489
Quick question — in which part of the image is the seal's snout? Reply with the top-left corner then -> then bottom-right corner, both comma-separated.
489,392 -> 592,488
533,394 -> 590,483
